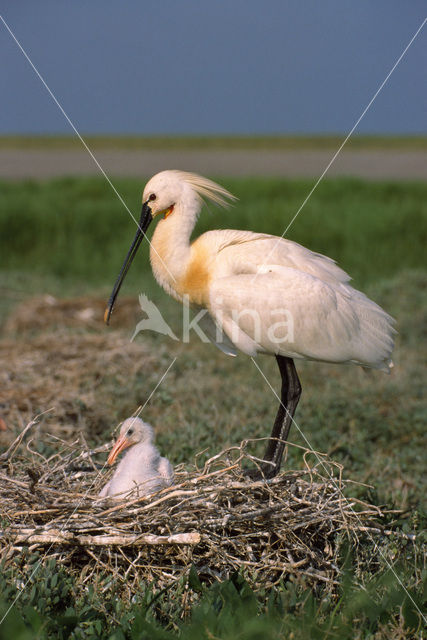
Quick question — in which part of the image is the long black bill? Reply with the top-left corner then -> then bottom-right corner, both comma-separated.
104,202 -> 153,325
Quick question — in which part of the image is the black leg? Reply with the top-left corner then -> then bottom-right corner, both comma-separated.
256,356 -> 301,478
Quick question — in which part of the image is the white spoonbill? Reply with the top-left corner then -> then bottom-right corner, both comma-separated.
99,417 -> 174,498
104,171 -> 395,477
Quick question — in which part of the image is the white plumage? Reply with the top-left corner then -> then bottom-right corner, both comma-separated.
99,418 -> 174,499
144,171 -> 395,372
105,170 -> 396,477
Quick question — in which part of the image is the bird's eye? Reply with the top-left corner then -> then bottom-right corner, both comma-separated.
149,193 -> 156,202
127,428 -> 134,436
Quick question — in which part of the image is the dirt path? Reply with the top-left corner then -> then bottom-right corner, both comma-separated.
0,148 -> 426,180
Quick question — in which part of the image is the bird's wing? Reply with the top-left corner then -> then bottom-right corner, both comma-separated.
158,457 -> 174,485
197,311 -> 238,356
107,461 -> 166,498
98,480 -> 110,497
200,229 -> 351,285
208,266 -> 395,370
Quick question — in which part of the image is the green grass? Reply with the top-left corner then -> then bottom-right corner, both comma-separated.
0,176 -> 426,294
0,558 -> 425,639
1,134 -> 427,150
0,176 -> 426,639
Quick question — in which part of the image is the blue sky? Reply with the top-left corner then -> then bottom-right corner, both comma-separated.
1,1 -> 426,135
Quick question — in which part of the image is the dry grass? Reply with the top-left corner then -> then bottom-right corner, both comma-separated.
2,294 -> 140,335
0,294 -> 152,444
0,417 -> 394,602
0,292 -> 420,615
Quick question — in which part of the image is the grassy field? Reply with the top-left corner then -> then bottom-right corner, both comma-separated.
1,134 -> 427,150
0,176 -> 426,638
0,176 -> 425,289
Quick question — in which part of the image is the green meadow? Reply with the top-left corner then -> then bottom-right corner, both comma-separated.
1,176 -> 425,288
1,134 -> 427,150
0,176 -> 426,639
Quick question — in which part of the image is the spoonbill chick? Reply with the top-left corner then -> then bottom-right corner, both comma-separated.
105,171 -> 395,478
99,417 -> 174,498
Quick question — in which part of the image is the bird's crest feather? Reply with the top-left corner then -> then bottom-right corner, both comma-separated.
172,170 -> 237,208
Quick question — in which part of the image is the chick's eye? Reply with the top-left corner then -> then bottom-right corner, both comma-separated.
149,193 -> 156,202
127,428 -> 134,436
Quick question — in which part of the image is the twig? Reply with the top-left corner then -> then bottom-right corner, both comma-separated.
3,529 -> 201,547
0,409 -> 53,463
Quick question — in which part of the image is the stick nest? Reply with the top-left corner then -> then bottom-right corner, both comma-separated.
0,421 -> 385,598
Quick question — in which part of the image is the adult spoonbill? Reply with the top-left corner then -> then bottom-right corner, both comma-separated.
105,171 -> 395,477
99,417 -> 174,498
